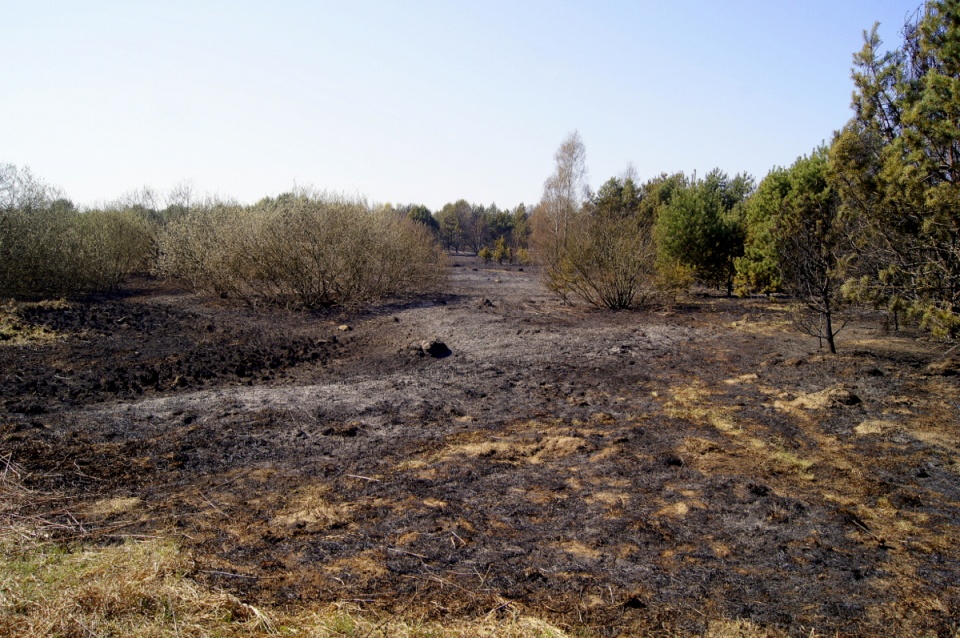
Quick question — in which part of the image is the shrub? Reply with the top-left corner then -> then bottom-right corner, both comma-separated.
564,213 -> 657,309
492,235 -> 511,264
155,192 -> 446,309
533,207 -> 656,310
655,260 -> 695,307
0,205 -> 153,298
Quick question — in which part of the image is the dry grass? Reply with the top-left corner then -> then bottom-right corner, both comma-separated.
0,451 -> 826,638
271,484 -> 353,533
664,383 -> 816,480
1,452 -> 579,638
0,299 -> 65,345
0,534 -> 278,638
0,525 -> 577,638
0,453 -> 271,637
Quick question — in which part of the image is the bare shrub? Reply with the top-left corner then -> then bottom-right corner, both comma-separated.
562,213 -> 657,309
72,209 -> 154,290
155,192 -> 446,309
0,206 -> 153,298
153,200 -> 247,296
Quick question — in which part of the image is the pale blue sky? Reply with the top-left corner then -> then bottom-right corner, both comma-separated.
2,1 -> 919,210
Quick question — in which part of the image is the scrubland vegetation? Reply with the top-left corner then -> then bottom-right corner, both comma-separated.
527,1 -> 960,342
0,167 -> 152,298
154,192 -> 446,309
2,3 -> 960,637
0,166 -> 446,310
3,4 -> 959,339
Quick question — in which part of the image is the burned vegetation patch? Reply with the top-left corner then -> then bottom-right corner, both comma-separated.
2,263 -> 959,636
0,291 -> 342,414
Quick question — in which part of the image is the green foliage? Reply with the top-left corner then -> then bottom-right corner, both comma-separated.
734,168 -> 791,295
655,169 -> 752,295
406,204 -> 439,233
534,143 -> 657,309
434,200 -> 529,257
511,204 -> 531,249
492,235 -> 511,264
478,246 -> 493,264
637,172 -> 688,227
593,176 -> 641,218
435,203 -> 463,253
830,0 -> 960,337
776,148 -> 848,353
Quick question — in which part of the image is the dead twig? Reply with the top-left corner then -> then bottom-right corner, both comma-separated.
1,453 -> 25,483
482,598 -> 512,620
71,461 -> 103,483
450,529 -> 466,547
387,547 -> 427,559
197,491 -> 228,517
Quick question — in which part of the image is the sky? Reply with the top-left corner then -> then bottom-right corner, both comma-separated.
1,1 -> 922,211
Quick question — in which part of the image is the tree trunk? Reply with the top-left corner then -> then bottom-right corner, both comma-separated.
823,292 -> 837,354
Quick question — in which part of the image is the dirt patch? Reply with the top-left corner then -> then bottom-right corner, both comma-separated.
2,259 -> 959,636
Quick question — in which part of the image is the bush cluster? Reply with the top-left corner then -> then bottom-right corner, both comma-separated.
0,204 -> 152,297
1,164 -> 446,308
154,192 -> 446,309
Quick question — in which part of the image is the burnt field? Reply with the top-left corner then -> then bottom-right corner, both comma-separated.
2,258 -> 959,636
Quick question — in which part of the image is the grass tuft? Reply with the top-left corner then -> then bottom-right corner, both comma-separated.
0,300 -> 64,345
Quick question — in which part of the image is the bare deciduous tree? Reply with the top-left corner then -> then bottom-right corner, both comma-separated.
532,131 -> 589,298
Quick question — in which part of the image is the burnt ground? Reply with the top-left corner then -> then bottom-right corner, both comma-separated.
2,257 -> 960,636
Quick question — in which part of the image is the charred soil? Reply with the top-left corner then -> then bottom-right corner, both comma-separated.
2,258 -> 960,636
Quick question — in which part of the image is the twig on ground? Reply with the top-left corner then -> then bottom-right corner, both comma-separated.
450,530 -> 465,547
387,547 -> 427,559
197,491 -> 228,517
483,598 -> 512,620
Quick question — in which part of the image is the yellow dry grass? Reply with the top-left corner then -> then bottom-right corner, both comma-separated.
270,484 -> 352,532
703,618 -> 790,637
432,421 -> 588,466
0,453 -> 581,638
663,382 -> 816,480
726,315 -> 793,337
0,534 -> 277,638
0,299 -> 66,346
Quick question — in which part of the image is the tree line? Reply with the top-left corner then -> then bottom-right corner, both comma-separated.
393,200 -> 532,265
533,1 -> 960,349
2,1 -> 956,340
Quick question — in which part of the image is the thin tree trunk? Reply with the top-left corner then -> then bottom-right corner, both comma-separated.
823,292 -> 837,354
